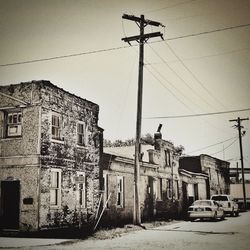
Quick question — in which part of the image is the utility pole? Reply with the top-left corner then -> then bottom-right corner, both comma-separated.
122,14 -> 164,225
229,117 -> 249,210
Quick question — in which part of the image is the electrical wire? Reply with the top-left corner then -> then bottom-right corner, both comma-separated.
186,136 -> 238,155
1,23 -> 249,67
145,0 -> 198,13
148,43 -> 220,111
144,108 -> 250,119
163,40 -> 227,109
166,23 -> 250,41
210,138 -> 238,156
0,46 -> 130,67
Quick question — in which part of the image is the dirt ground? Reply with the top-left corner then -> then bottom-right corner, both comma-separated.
91,219 -> 178,240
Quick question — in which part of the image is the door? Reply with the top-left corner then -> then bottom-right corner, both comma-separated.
182,181 -> 188,216
194,183 -> 199,201
0,180 -> 20,229
206,179 -> 210,199
146,176 -> 154,218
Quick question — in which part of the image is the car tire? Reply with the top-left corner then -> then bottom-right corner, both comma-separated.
235,211 -> 239,217
230,210 -> 234,217
211,212 -> 217,221
221,213 -> 225,220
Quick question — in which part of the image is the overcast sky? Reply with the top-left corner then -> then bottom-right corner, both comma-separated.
0,0 -> 250,169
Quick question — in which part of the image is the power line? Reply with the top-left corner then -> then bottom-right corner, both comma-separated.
163,40 -> 227,109
183,47 -> 250,61
147,47 -> 250,64
1,23 -> 249,67
210,138 -> 238,156
186,136 -> 238,154
0,46 -> 129,67
144,108 -> 250,119
144,64 -> 192,112
148,43 -> 220,111
145,0 -> 197,13
167,23 -> 250,41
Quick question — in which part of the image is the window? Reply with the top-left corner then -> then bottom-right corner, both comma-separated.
175,180 -> 180,200
51,113 -> 63,140
0,111 -> 4,138
117,176 -> 124,208
165,150 -> 171,166
50,169 -> 61,207
6,111 -> 22,137
77,122 -> 87,146
157,178 -> 163,200
167,179 -> 171,199
103,174 -> 109,208
76,172 -> 86,208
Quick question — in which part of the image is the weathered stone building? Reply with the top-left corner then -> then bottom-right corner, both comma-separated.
100,132 -> 199,225
179,154 -> 230,199
100,131 -> 229,224
0,81 -> 103,232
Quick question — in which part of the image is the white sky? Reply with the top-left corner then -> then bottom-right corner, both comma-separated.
0,0 -> 250,169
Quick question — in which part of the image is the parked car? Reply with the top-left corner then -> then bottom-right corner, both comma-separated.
211,194 -> 239,217
188,200 -> 224,221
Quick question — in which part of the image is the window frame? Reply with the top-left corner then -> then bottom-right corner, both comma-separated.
3,110 -> 23,138
77,121 -> 88,147
103,173 -> 109,208
50,168 -> 62,208
51,112 -> 63,142
157,178 -> 163,200
76,171 -> 86,209
116,176 -> 124,208
167,179 -> 171,199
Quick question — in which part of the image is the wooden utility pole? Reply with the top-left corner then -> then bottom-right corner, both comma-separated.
122,14 -> 164,225
229,117 -> 249,210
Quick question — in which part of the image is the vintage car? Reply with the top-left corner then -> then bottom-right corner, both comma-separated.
211,194 -> 239,216
188,199 -> 224,221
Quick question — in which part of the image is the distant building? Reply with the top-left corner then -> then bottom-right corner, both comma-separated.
179,155 -> 230,199
0,81 -> 103,232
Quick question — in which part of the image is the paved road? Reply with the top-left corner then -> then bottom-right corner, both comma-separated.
1,212 -> 250,249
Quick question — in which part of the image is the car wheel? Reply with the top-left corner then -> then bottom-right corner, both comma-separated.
221,213 -> 225,220
235,211 -> 239,217
211,212 -> 217,221
230,210 -> 234,217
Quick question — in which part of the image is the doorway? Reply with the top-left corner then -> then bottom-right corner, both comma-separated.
0,180 -> 20,229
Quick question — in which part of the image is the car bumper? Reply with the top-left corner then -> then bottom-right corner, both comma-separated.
188,211 -> 215,218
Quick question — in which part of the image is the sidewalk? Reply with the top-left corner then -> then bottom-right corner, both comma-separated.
0,220 -> 178,248
0,237 -> 75,248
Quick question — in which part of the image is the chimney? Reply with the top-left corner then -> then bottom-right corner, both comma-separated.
154,123 -> 162,140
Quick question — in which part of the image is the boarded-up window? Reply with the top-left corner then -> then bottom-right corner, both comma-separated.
157,178 -> 163,200
76,172 -> 86,208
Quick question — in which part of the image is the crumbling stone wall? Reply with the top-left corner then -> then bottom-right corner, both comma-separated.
0,81 -> 102,231
38,81 -> 101,229
201,155 -> 230,195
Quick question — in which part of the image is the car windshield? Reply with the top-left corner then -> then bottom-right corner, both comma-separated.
193,200 -> 212,206
211,196 -> 228,201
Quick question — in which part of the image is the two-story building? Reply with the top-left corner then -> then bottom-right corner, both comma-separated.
0,81 -> 103,232
179,154 -> 230,200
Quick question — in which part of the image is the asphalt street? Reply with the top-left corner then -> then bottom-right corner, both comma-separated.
1,211 -> 250,250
